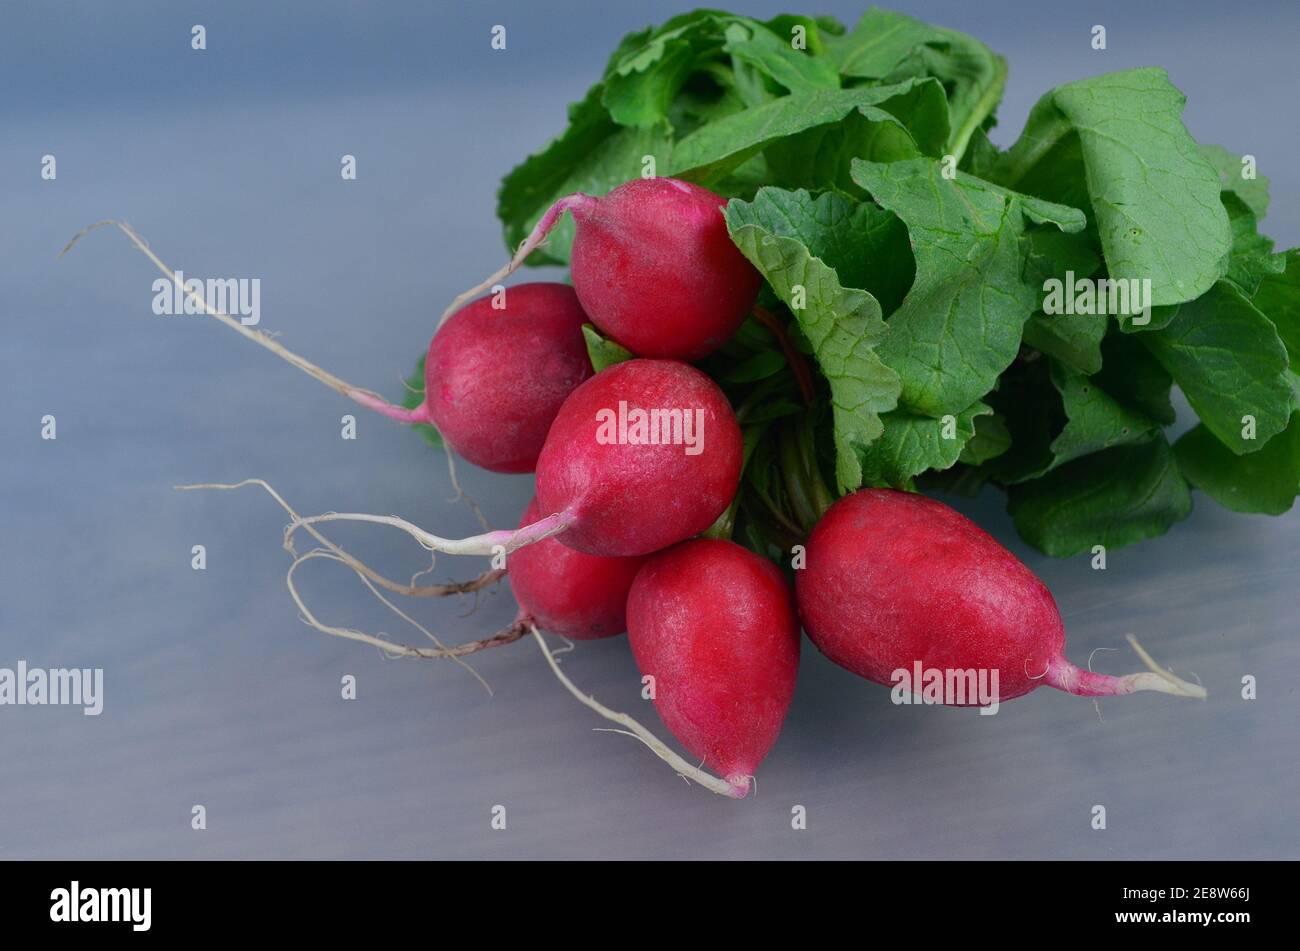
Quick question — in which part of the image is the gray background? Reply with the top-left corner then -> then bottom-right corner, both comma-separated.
2,0 -> 1297,859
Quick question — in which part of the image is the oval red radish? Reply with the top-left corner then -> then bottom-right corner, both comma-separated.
566,177 -> 762,359
627,539 -> 801,797
444,178 -> 761,361
796,490 -> 1206,704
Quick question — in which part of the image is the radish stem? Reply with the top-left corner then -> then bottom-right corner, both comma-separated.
286,509 -> 575,558
751,306 -> 815,405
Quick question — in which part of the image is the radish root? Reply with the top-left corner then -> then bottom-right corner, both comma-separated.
1048,635 -> 1207,700
176,479 -> 503,597
529,624 -> 746,798
1123,634 -> 1207,698
61,220 -> 428,424
287,550 -> 525,670
175,480 -> 520,694
439,193 -> 596,325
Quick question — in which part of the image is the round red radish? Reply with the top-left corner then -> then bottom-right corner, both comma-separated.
797,490 -> 1206,704
567,178 -> 762,360
627,539 -> 801,796
420,282 -> 591,473
534,359 -> 742,557
509,497 -> 646,640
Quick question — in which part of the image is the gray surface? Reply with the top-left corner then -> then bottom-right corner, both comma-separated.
2,0 -> 1297,859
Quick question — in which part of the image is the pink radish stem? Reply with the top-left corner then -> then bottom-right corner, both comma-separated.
286,509 -> 576,557
439,193 -> 597,325
346,392 -> 431,424
61,219 -> 430,424
1046,636 -> 1206,699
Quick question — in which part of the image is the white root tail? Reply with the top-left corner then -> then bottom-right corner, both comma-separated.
529,624 -> 746,799
1122,634 -> 1207,699
61,220 -> 426,423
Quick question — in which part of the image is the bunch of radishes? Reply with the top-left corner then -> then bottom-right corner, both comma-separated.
69,176 -> 1204,798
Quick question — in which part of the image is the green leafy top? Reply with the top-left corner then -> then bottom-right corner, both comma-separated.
470,7 -> 1300,557
995,69 -> 1232,313
725,187 -> 902,493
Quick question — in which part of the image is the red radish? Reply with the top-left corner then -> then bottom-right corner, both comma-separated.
509,497 -> 645,639
61,222 -> 592,474
291,358 -> 743,559
534,358 -> 742,556
356,283 -> 592,473
627,539 -> 801,797
444,178 -> 762,360
568,178 -> 762,359
796,490 -> 1206,704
